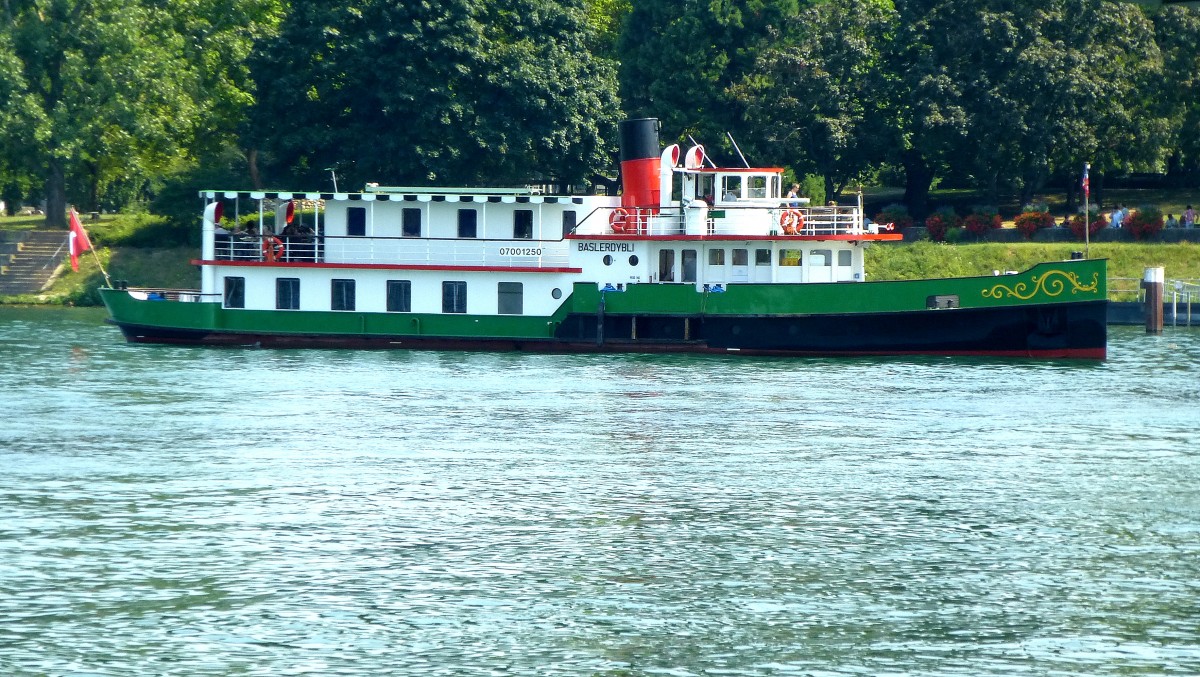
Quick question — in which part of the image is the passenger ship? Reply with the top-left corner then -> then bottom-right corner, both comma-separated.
100,119 -> 1107,358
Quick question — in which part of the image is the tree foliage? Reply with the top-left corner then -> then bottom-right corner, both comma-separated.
246,0 -> 621,190
0,0 -> 280,226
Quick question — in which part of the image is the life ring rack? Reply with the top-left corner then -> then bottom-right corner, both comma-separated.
780,209 -> 805,235
609,207 -> 633,234
262,235 -> 285,262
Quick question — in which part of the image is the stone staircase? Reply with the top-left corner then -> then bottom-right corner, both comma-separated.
0,230 -> 70,295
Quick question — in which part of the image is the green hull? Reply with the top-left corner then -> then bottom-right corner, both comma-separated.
101,258 -> 1107,358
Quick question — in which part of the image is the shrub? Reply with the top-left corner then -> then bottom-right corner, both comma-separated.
1126,206 -> 1164,241
874,203 -> 914,230
1014,211 -> 1055,240
924,207 -> 960,242
963,206 -> 1002,236
1069,210 -> 1107,240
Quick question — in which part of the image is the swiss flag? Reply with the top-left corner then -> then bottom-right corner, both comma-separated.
69,209 -> 92,272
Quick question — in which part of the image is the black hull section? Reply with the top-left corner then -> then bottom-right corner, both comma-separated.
112,300 -> 1107,359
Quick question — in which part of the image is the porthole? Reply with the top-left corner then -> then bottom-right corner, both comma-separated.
603,255 -> 613,266
551,288 -> 562,299
629,255 -> 639,266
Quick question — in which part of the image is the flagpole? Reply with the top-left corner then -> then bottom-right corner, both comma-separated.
89,247 -> 112,288
1083,163 -> 1091,260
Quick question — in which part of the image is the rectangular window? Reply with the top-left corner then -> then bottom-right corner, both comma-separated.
458,209 -> 478,238
443,280 -> 467,313
561,210 -> 577,238
223,276 -> 245,308
347,206 -> 366,236
732,248 -> 748,266
387,280 -> 412,312
681,249 -> 698,283
331,278 -> 355,311
402,208 -> 421,237
779,249 -> 802,266
708,249 -> 726,266
810,249 -> 832,266
748,176 -> 768,199
276,278 -> 300,309
513,209 -> 533,239
755,248 -> 771,266
658,249 -> 675,282
498,282 -> 523,315
838,250 -> 852,266
722,176 -> 742,201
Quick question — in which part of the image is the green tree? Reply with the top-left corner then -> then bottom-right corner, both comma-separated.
0,0 -> 277,226
617,0 -> 800,157
734,0 -> 894,201
246,0 -> 621,190
1154,5 -> 1200,185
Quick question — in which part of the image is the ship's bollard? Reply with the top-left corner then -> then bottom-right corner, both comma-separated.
1143,267 -> 1164,334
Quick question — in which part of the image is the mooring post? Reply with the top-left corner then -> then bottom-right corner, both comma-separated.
1143,267 -> 1164,334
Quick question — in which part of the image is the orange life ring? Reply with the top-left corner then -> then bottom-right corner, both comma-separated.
779,210 -> 804,235
609,207 -> 632,234
262,235 -> 285,262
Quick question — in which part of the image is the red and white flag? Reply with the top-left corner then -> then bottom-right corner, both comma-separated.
1082,164 -> 1090,200
69,209 -> 92,272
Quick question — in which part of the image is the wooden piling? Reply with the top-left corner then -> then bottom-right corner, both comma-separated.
1143,267 -> 1164,334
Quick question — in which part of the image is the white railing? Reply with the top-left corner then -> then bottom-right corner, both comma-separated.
590,205 -> 870,237
212,235 -> 571,269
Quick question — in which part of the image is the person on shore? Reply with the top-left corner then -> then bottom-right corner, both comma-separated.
1109,205 -> 1124,229
1184,205 -> 1196,228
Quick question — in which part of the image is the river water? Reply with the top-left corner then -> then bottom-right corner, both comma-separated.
1,307 -> 1198,676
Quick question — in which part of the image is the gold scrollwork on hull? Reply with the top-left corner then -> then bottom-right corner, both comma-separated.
982,270 -> 1100,301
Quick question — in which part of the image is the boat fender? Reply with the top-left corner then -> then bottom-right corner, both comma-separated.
262,236 -> 285,262
609,207 -> 631,234
780,210 -> 804,235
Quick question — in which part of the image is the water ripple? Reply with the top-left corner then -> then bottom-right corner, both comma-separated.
0,308 -> 1198,675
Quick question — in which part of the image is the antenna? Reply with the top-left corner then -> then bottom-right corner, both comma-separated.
726,132 -> 751,168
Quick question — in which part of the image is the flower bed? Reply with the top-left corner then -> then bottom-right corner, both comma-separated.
1014,211 -> 1055,240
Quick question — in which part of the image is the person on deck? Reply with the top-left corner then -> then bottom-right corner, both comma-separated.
1184,205 -> 1196,228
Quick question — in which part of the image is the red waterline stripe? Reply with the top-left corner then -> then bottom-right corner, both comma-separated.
192,260 -> 582,274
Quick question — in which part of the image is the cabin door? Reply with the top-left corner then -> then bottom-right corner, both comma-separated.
731,248 -> 749,282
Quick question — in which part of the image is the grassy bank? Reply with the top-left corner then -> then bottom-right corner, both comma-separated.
865,241 -> 1200,283
0,246 -> 198,306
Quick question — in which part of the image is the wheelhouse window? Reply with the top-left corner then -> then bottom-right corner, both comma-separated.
810,249 -> 833,266
721,176 -> 742,201
387,280 -> 411,312
331,278 -> 355,311
561,210 -> 577,238
402,208 -> 421,237
223,276 -> 245,309
498,282 -> 523,315
838,250 -> 852,266
458,209 -> 478,238
681,249 -> 698,283
513,209 -> 533,239
276,278 -> 300,309
779,249 -> 802,266
732,248 -> 748,266
347,207 -> 366,237
708,249 -> 726,266
443,280 -> 467,313
755,249 -> 771,266
748,176 -> 768,199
